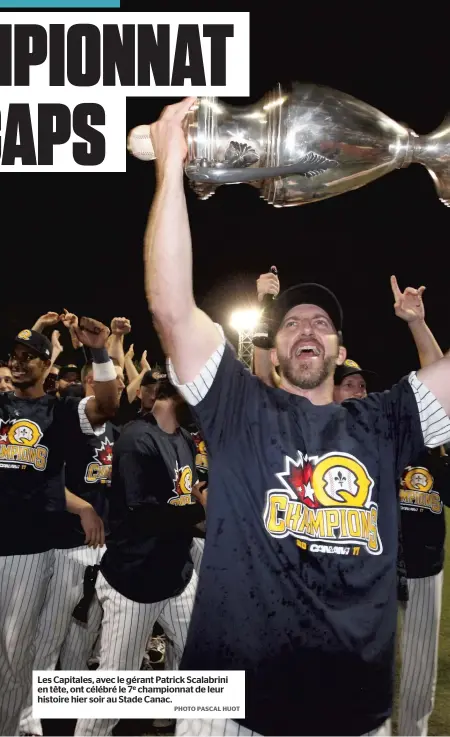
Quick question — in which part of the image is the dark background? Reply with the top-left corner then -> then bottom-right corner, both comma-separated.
1,8 -> 449,393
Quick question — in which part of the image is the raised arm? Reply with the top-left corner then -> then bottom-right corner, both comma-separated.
391,275 -> 450,419
144,98 -> 222,384
126,350 -> 151,403
72,317 -> 120,424
107,317 -> 131,369
32,311 -> 59,333
391,275 -> 443,368
253,269 -> 280,386
124,344 -> 139,383
42,330 -> 64,381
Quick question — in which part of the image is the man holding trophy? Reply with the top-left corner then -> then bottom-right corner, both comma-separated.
142,97 -> 450,736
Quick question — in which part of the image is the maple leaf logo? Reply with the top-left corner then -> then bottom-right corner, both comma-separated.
92,437 -> 114,466
0,419 -> 13,445
277,453 -> 320,509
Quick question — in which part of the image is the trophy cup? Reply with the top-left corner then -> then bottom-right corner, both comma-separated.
127,82 -> 450,208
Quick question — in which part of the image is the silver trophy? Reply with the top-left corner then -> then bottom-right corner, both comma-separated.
129,83 -> 450,207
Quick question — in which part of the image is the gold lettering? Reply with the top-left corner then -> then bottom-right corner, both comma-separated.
309,508 -> 325,538
431,493 -> 442,513
266,495 -> 287,534
324,509 -> 339,537
359,509 -> 370,540
86,463 -> 100,482
298,506 -> 310,535
341,508 -> 348,537
347,509 -> 361,538
367,507 -> 379,551
34,447 -> 47,470
286,501 -> 301,531
7,446 -> 21,461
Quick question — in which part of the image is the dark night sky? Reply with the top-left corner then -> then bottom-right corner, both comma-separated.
1,10 -> 448,391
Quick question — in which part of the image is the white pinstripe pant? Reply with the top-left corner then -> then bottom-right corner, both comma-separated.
19,545 -> 105,736
175,717 -> 392,735
190,538 -> 205,576
75,567 -> 198,736
398,571 -> 444,736
0,551 -> 54,736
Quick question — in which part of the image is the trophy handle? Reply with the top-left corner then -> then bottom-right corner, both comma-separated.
185,155 -> 339,184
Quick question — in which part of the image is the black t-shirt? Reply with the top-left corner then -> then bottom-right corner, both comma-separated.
52,399 -> 120,549
114,391 -> 140,427
0,392 -> 77,555
178,345 -> 427,737
100,414 -> 204,603
400,448 -> 449,578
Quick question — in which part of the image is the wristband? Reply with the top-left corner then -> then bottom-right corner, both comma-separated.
90,347 -> 109,363
93,360 -> 117,382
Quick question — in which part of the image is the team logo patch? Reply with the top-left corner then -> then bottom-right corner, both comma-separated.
0,418 -> 48,471
343,359 -> 361,369
399,465 -> 442,514
168,461 -> 195,506
264,451 -> 381,556
17,329 -> 32,340
84,437 -> 114,484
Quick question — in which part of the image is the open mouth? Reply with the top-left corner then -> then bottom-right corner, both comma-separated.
294,345 -> 321,358
12,370 -> 27,379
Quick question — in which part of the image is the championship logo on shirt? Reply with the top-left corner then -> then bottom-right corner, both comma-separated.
191,431 -> 208,472
263,451 -> 381,556
0,418 -> 48,471
84,438 -> 114,484
168,460 -> 195,506
399,465 -> 442,514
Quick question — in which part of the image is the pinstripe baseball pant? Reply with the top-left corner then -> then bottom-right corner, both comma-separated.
190,538 -> 205,576
19,545 -> 105,736
398,571 -> 443,736
75,567 -> 198,736
0,551 -> 54,736
175,717 -> 392,735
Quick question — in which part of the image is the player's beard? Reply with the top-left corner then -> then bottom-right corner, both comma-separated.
278,352 -> 337,390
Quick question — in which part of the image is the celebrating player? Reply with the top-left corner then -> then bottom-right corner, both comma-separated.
0,319 -> 119,736
142,98 -> 450,737
19,359 -> 125,737
75,378 -> 206,737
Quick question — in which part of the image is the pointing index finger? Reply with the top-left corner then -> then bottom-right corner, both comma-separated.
390,275 -> 401,300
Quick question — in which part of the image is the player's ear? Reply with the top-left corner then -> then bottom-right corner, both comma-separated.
336,345 -> 347,366
270,347 -> 279,369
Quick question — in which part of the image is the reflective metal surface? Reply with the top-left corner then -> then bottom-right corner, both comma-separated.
183,83 -> 450,207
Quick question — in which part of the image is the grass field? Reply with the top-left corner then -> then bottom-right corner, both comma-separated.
393,507 -> 450,736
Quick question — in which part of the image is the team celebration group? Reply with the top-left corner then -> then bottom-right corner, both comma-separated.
0,98 -> 449,737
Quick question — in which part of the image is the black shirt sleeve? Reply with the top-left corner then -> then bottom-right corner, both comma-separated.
364,378 -> 425,480
190,343 -> 264,453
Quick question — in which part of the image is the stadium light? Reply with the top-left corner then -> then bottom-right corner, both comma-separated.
230,308 -> 261,332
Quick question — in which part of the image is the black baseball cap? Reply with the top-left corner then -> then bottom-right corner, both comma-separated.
269,283 -> 343,340
59,364 -> 81,380
334,359 -> 376,385
141,370 -> 160,387
13,329 -> 52,360
156,378 -> 179,400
